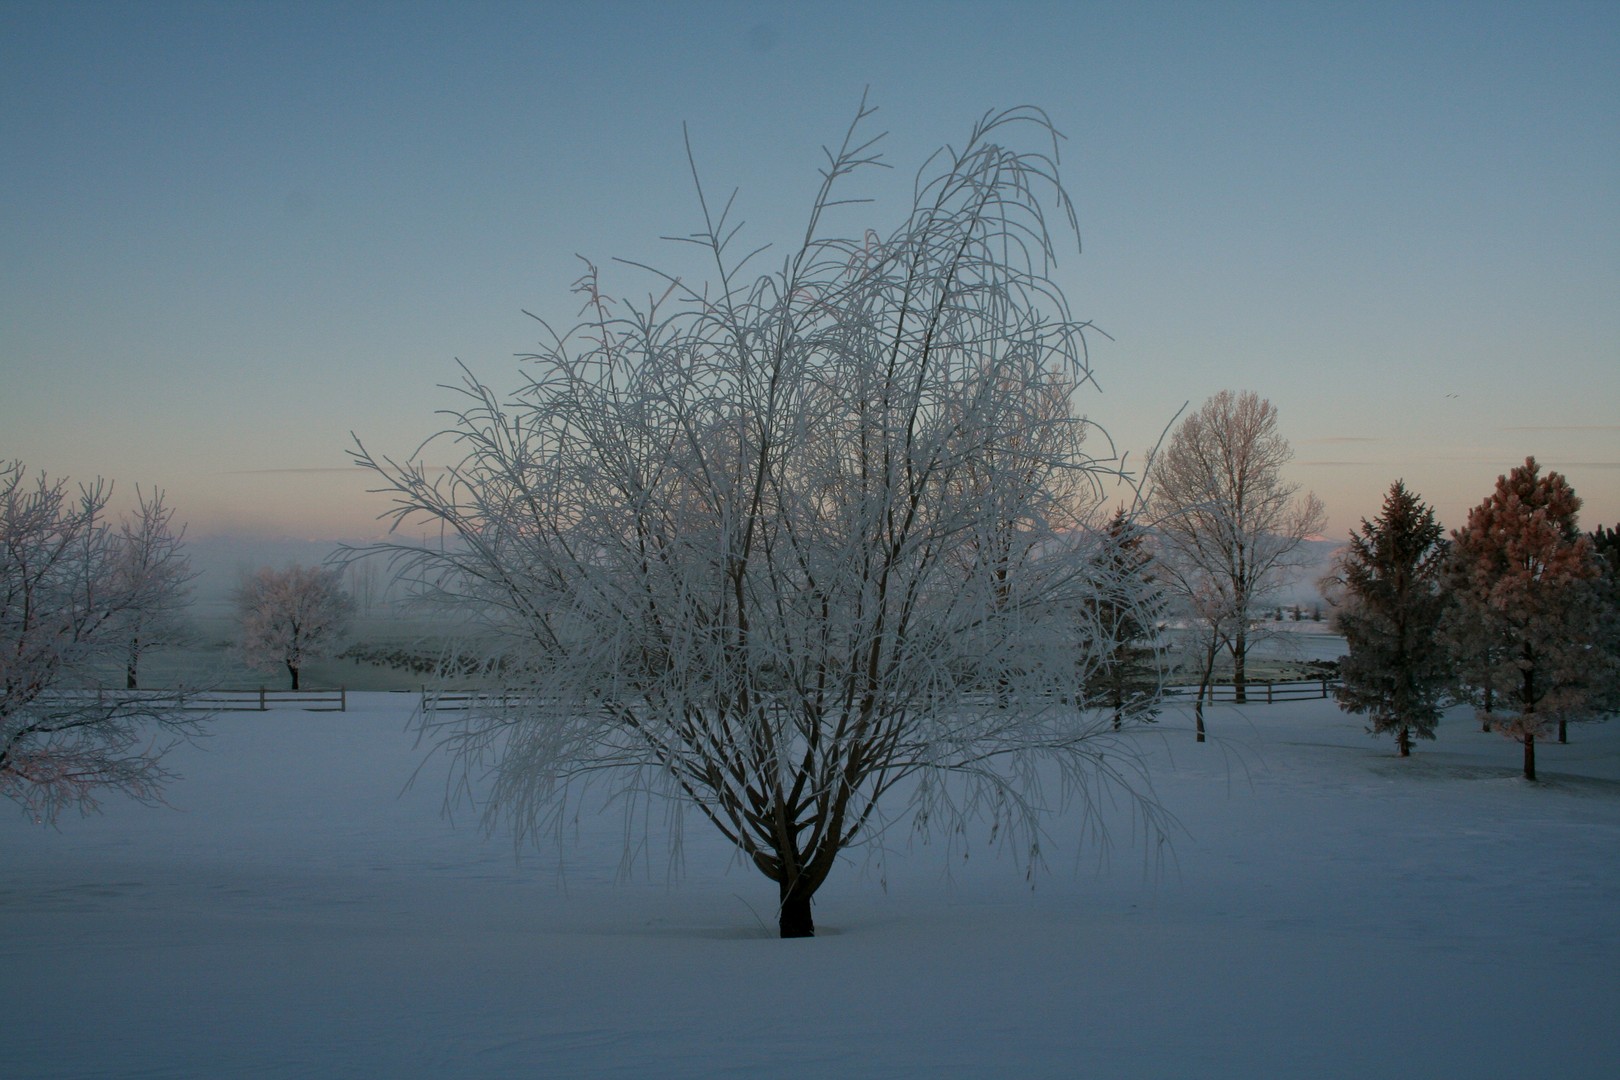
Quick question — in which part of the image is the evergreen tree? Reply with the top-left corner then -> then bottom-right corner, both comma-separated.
1588,524 -> 1620,711
1445,458 -> 1611,780
1330,481 -> 1450,756
1085,508 -> 1167,729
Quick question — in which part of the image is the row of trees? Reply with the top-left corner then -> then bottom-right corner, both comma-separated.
2,458 -> 355,821
1327,461 -> 1618,778
14,99 -> 1609,945
1,463 -> 201,822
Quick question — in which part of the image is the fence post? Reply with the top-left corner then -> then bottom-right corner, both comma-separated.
259,686 -> 267,711
1267,681 -> 1274,705
1321,678 -> 1328,699
340,686 -> 347,713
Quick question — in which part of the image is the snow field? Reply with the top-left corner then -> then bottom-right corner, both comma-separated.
3,694 -> 1616,1078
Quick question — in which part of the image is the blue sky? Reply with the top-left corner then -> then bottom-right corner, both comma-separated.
3,0 -> 1616,540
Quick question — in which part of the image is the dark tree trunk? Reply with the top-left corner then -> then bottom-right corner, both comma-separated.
1194,638 -> 1218,743
1522,662 -> 1537,778
1558,717 -> 1567,744
288,663 -> 300,691
1232,631 -> 1248,705
126,637 -> 139,690
1398,725 -> 1411,757
778,879 -> 814,938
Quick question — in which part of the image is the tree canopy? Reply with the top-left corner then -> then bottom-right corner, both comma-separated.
355,101 -> 1167,936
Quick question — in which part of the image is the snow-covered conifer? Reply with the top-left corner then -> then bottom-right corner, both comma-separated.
1084,507 -> 1168,729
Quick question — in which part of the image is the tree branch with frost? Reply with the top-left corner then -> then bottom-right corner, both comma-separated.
1,461 -> 203,822
352,101 -> 1168,937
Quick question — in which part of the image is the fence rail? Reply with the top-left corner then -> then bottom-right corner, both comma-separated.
67,687 -> 350,712
1162,678 -> 1339,705
419,680 -> 1341,713
421,689 -> 530,712
199,687 -> 348,712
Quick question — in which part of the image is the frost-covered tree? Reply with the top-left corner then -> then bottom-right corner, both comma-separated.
1446,458 -> 1612,780
1147,391 -> 1325,704
235,565 -> 353,690
1,462 -> 202,822
1162,574 -> 1240,743
109,488 -> 195,689
354,101 -> 1168,937
1328,481 -> 1450,756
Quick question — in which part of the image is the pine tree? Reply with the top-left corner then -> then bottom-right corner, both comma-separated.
1085,508 -> 1167,729
1330,481 -> 1450,756
1588,524 -> 1620,712
1446,458 -> 1611,780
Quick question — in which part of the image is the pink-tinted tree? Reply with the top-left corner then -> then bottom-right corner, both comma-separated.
1328,481 -> 1450,756
109,488 -> 195,689
1445,458 -> 1613,780
1147,390 -> 1325,706
235,565 -> 353,690
2,462 -> 202,822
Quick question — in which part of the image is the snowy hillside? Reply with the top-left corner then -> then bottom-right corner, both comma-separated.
4,695 -> 1616,1078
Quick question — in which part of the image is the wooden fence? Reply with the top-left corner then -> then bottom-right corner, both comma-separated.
420,689 -> 528,712
81,687 -> 349,712
1162,678 -> 1339,705
199,687 -> 347,712
421,681 -> 1340,713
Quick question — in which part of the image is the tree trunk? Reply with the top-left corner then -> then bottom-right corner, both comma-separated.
1398,725 -> 1411,757
1194,636 -> 1218,743
1521,661 -> 1537,778
1558,717 -> 1567,744
288,663 -> 300,691
126,636 -> 140,690
1232,628 -> 1248,704
778,879 -> 815,938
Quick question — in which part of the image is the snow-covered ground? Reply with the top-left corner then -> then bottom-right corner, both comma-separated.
5,694 -> 1616,1078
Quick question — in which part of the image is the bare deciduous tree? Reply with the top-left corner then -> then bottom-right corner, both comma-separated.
1147,391 -> 1325,706
235,565 -> 353,691
1,462 -> 201,822
110,488 -> 195,689
354,101 -> 1169,937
